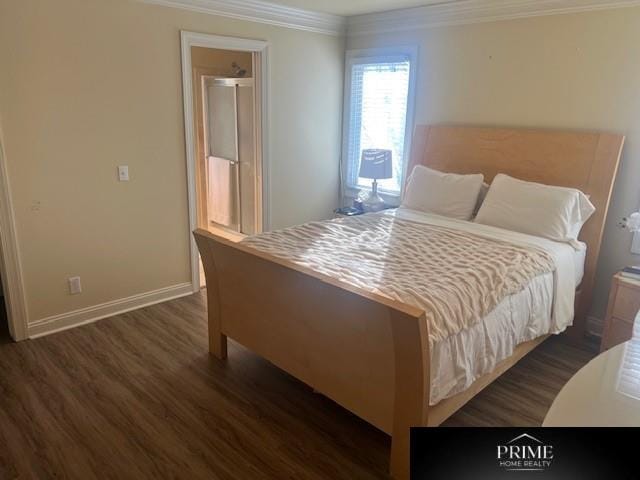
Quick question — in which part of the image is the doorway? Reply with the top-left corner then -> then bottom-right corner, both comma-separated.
0,272 -> 9,343
181,32 -> 269,291
0,120 -> 28,341
193,49 -> 260,236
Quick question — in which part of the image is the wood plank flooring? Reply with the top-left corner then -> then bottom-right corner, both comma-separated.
0,291 -> 595,479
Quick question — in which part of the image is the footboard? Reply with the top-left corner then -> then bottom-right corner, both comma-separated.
194,228 -> 429,479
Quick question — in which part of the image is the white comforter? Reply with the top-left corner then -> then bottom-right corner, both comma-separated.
390,208 -> 579,403
243,207 -> 580,404
390,207 -> 578,332
243,208 -> 557,343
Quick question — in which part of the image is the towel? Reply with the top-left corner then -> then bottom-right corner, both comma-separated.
207,156 -> 233,227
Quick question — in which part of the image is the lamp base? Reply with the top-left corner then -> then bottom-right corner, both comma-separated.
361,180 -> 386,212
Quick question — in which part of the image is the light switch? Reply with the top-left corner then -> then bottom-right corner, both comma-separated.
68,276 -> 82,295
118,165 -> 129,182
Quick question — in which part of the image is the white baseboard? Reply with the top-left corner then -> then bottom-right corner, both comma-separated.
27,282 -> 194,339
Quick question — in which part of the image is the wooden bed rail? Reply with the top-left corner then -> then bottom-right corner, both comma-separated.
194,228 -> 428,479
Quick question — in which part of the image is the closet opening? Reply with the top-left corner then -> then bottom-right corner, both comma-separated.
0,118 -> 27,341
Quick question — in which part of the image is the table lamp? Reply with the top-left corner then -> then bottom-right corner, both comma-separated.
359,149 -> 392,212
623,211 -> 640,232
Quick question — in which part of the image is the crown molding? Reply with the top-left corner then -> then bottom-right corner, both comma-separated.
348,0 -> 640,36
138,0 -> 346,35
138,0 -> 640,38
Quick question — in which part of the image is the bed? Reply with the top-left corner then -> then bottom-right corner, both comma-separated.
193,125 -> 624,479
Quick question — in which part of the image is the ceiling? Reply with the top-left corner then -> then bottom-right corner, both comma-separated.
269,0 -> 461,17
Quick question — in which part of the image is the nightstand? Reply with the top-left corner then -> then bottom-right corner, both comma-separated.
333,204 -> 396,218
601,273 -> 640,352
333,206 -> 365,218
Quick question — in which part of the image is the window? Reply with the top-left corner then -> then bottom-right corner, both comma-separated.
342,47 -> 416,198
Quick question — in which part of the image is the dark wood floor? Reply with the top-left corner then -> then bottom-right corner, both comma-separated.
0,291 -> 595,479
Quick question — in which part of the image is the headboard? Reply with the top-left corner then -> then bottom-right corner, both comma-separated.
408,125 -> 625,339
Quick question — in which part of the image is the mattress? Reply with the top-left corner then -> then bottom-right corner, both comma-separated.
389,208 -> 586,404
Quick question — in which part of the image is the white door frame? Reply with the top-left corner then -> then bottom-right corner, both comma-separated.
0,118 -> 28,341
180,31 -> 270,292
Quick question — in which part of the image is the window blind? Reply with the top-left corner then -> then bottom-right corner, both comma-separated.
345,58 -> 411,195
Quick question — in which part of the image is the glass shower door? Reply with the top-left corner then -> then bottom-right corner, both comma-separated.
203,77 -> 256,234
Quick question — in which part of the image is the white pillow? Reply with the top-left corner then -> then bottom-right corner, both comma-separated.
474,174 -> 595,244
402,165 -> 484,220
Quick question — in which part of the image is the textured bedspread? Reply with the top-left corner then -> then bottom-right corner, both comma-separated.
241,213 -> 555,343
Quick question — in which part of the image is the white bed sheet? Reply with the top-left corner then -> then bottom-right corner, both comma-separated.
573,246 -> 586,287
386,208 -> 585,405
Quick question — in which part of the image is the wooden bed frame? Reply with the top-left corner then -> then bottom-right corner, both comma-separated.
194,125 -> 624,479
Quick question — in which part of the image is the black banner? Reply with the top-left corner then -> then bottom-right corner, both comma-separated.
411,427 -> 639,479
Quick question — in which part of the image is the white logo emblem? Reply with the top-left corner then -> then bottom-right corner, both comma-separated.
497,433 -> 554,471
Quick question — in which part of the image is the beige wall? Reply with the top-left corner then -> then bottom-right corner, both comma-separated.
3,0 -> 631,332
0,0 -> 343,323
348,7 -> 640,330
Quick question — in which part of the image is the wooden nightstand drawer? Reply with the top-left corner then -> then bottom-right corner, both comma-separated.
602,273 -> 640,352
612,284 -> 640,321
602,317 -> 634,351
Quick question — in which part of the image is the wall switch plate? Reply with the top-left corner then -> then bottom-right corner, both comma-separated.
68,276 -> 82,295
632,232 -> 640,255
117,165 -> 129,182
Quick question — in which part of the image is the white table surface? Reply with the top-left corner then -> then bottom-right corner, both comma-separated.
543,329 -> 640,426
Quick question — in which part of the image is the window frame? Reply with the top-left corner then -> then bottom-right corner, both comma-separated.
340,46 -> 418,203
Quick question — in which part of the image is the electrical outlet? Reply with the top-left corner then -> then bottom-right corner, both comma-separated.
68,276 -> 82,295
117,165 -> 129,182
